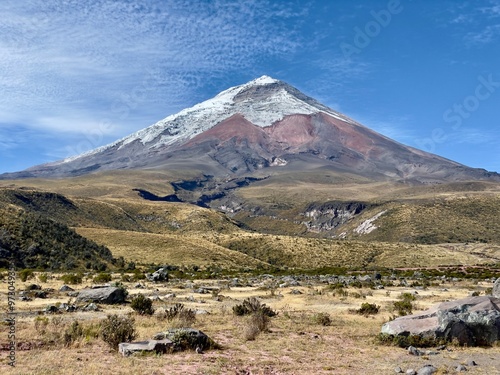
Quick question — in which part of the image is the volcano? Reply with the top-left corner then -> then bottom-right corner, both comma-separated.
3,75 -> 498,183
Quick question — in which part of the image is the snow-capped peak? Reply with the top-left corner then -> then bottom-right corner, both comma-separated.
60,75 -> 352,163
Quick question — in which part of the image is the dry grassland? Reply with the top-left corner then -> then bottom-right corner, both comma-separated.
1,274 -> 500,374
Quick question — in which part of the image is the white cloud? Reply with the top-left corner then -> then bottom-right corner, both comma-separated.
0,0 -> 308,139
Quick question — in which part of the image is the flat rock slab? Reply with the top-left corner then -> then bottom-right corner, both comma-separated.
493,278 -> 500,298
382,296 -> 500,346
118,339 -> 173,357
76,286 -> 126,304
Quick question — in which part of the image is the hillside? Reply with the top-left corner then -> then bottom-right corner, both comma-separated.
0,203 -> 116,270
1,178 -> 499,271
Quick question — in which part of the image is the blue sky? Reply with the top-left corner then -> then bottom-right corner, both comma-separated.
1,0 -> 499,173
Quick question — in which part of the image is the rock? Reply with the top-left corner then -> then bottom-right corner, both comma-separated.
146,268 -> 169,282
60,303 -> 77,312
153,328 -> 217,351
417,365 -> 437,375
76,286 -> 126,304
381,296 -> 500,346
290,289 -> 303,295
394,366 -> 403,373
34,291 -> 47,298
118,339 -> 173,357
408,346 -> 424,356
164,293 -> 176,299
455,365 -> 467,372
26,284 -> 42,291
45,305 -> 59,314
82,303 -> 99,311
406,370 -> 416,375
59,285 -> 74,292
493,278 -> 500,298
466,360 -> 477,366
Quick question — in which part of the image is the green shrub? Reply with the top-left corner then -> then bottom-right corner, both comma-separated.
355,303 -> 380,316
64,321 -> 84,346
311,312 -> 332,326
38,273 -> 48,283
93,272 -> 112,283
100,315 -> 136,350
19,269 -> 34,282
130,294 -> 154,315
60,273 -> 82,284
159,303 -> 196,327
232,297 -> 277,317
393,293 -> 416,316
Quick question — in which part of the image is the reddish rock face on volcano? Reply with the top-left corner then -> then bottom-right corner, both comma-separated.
3,75 -> 498,182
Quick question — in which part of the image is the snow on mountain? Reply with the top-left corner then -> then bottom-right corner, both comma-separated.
61,75 -> 354,164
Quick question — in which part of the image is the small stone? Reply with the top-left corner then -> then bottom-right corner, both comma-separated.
417,365 -> 437,375
406,370 -> 416,375
394,366 -> 403,373
466,360 -> 477,366
59,285 -> 74,292
408,346 -> 423,356
455,365 -> 467,372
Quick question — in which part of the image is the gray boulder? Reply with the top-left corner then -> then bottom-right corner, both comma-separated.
76,286 -> 126,304
153,328 -> 218,351
493,278 -> 500,298
146,268 -> 169,282
118,339 -> 173,357
59,285 -> 74,292
382,296 -> 500,346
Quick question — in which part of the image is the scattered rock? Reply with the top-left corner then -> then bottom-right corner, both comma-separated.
394,366 -> 403,373
82,303 -> 99,311
118,339 -> 173,357
146,268 -> 169,283
381,296 -> 500,346
417,365 -> 437,375
466,360 -> 477,366
406,369 -> 416,375
45,305 -> 59,314
25,284 -> 42,291
408,346 -> 423,356
59,285 -> 74,292
290,289 -> 303,295
76,286 -> 126,304
34,291 -> 47,298
455,365 -> 467,372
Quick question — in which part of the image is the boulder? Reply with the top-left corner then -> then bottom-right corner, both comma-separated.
59,285 -> 74,292
153,328 -> 218,351
118,339 -> 173,357
146,268 -> 169,282
381,296 -> 500,346
76,286 -> 126,304
493,278 -> 500,298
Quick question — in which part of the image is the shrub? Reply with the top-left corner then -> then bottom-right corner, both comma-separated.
60,273 -> 82,285
19,269 -> 34,282
159,303 -> 196,327
393,293 -> 416,316
64,321 -> 84,347
233,298 -> 277,341
93,272 -> 112,283
100,315 -> 136,350
130,294 -> 154,315
311,312 -> 332,326
232,297 -> 277,317
38,273 -> 48,283
355,303 -> 380,316
34,316 -> 49,335
244,312 -> 270,341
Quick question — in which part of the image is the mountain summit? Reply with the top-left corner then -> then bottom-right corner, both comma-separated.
3,76 -> 498,182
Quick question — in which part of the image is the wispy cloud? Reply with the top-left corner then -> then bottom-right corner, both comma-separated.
0,0 -> 309,142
